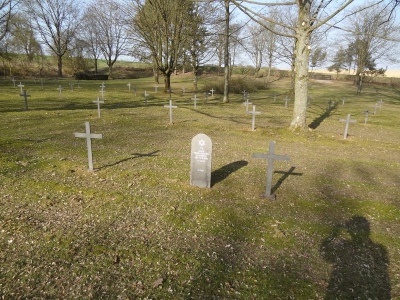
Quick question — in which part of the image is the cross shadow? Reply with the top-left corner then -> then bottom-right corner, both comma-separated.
271,166 -> 302,194
211,160 -> 248,187
308,101 -> 339,130
321,215 -> 391,299
97,150 -> 160,170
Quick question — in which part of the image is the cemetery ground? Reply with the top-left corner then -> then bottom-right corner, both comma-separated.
1,75 -> 399,299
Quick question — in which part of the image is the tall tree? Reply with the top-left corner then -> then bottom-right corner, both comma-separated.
131,0 -> 198,92
231,0 -> 376,130
85,0 -> 128,77
29,0 -> 80,77
344,3 -> 398,93
0,0 -> 13,42
80,7 -> 102,74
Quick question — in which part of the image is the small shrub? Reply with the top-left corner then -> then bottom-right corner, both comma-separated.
202,76 -> 268,94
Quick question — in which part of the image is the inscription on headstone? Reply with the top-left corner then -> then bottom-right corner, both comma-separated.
190,133 -> 212,188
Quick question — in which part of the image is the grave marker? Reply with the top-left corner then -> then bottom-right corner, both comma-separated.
379,99 -> 384,109
57,85 -> 63,98
247,105 -> 261,131
99,88 -> 105,101
339,114 -> 356,139
11,77 -> 16,87
69,82 -> 74,91
210,88 -> 215,98
20,90 -> 30,110
134,86 -> 137,96
181,87 -> 186,94
74,122 -> 103,171
242,90 -> 247,99
342,97 -> 346,106
154,86 -> 158,93
284,96 -> 289,108
364,110 -> 369,125
191,94 -> 198,109
190,133 -> 212,188
127,83 -> 131,91
243,95 -> 252,112
204,92 -> 209,103
252,140 -> 290,199
373,102 -> 378,114
93,96 -> 105,118
164,100 -> 177,124
18,82 -> 24,94
143,91 -> 149,105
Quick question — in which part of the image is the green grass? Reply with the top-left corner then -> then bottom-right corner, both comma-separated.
1,75 -> 400,299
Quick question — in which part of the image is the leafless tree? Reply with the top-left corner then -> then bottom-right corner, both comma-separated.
0,0 -> 14,42
230,0 -> 384,130
29,0 -> 80,77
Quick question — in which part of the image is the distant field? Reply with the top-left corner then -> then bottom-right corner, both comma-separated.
315,69 -> 400,78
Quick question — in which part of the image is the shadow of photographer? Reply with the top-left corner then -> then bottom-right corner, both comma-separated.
320,215 -> 391,299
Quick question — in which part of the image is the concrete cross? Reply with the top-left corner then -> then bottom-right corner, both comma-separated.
243,94 -> 252,112
93,96 -> 105,118
164,100 -> 177,124
210,88 -> 215,98
74,122 -> 103,171
143,91 -> 149,105
154,85 -> 158,93
364,110 -> 369,125
373,102 -> 378,114
339,114 -> 356,139
57,85 -> 63,98
127,83 -> 131,91
20,90 -> 30,110
284,96 -> 289,108
253,140 -> 290,199
69,82 -> 74,91
379,99 -> 384,109
191,94 -> 198,109
18,82 -> 24,94
11,77 -> 16,87
247,105 -> 261,131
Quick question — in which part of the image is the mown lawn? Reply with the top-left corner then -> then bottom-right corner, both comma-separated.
1,75 -> 399,299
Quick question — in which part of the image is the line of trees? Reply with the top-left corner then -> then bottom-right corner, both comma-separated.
0,0 -> 399,129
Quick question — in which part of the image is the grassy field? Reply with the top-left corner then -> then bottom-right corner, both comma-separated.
1,74 -> 400,299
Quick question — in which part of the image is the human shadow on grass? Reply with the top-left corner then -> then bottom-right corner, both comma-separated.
321,215 -> 391,299
97,150 -> 160,170
308,101 -> 339,130
211,160 -> 248,187
271,166 -> 302,194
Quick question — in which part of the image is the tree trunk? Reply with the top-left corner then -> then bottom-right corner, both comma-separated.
163,72 -> 171,92
223,0 -> 230,103
94,58 -> 98,74
57,55 -> 63,77
290,5 -> 311,130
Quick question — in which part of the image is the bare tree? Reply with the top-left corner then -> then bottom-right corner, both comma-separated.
131,0 -> 200,92
230,0 -> 376,130
29,0 -> 80,77
85,0 -> 128,77
80,8 -> 102,74
0,0 -> 13,42
344,3 -> 398,92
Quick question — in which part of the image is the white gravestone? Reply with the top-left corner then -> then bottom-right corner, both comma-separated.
190,133 -> 212,188
74,122 -> 103,171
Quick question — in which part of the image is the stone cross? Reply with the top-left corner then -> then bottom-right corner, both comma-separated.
210,88 -> 215,98
373,102 -> 378,114
143,91 -> 149,105
154,86 -> 158,93
164,100 -> 177,124
74,122 -> 103,171
339,114 -> 356,139
190,133 -> 212,188
99,88 -> 105,101
243,94 -> 252,112
93,96 -> 105,118
342,97 -> 346,106
242,90 -> 247,99
204,92 -> 209,103
134,86 -> 137,96
20,90 -> 30,110
69,82 -> 74,91
247,105 -> 261,131
284,96 -> 289,108
191,94 -> 198,109
57,85 -> 63,98
364,110 -> 369,125
379,99 -> 384,109
253,140 -> 290,199
127,83 -> 131,91
100,82 -> 105,90
18,82 -> 24,94
11,77 -> 16,87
